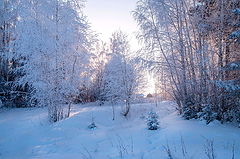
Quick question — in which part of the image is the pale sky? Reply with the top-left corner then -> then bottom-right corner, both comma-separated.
84,0 -> 140,51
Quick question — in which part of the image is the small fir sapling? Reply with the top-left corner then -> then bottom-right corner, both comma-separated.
198,104 -> 217,125
146,111 -> 160,130
88,116 -> 97,130
182,100 -> 198,120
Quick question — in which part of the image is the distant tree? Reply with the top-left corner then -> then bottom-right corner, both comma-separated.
90,41 -> 110,104
103,31 -> 141,117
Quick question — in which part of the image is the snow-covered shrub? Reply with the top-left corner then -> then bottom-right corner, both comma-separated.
182,100 -> 198,120
146,111 -> 159,130
0,99 -> 3,108
198,105 -> 217,124
183,106 -> 195,120
88,122 -> 97,130
88,117 -> 97,130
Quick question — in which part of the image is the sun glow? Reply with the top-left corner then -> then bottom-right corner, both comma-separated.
146,73 -> 156,95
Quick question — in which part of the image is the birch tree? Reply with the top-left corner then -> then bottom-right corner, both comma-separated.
134,0 -> 240,123
14,0 -> 91,122
103,31 -> 141,117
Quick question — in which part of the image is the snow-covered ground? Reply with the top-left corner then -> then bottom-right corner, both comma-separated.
0,101 -> 240,159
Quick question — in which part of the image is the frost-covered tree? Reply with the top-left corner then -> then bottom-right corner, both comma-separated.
133,0 -> 240,124
0,0 -> 26,108
133,0 -> 200,116
14,0 -> 91,122
103,31 -> 141,117
90,41 -> 110,104
190,0 -> 240,123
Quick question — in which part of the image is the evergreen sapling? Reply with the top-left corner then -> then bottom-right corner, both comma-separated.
146,111 -> 160,130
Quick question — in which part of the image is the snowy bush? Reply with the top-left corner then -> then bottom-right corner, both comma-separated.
88,122 -> 97,130
182,105 -> 198,120
146,111 -> 160,130
88,117 -> 97,130
0,99 -> 3,108
183,106 -> 195,120
198,105 -> 217,125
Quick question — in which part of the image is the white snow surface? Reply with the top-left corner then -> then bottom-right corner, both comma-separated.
0,101 -> 240,159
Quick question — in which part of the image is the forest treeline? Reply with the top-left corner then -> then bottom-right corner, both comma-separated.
1,0 -> 240,125
0,0 -> 143,122
134,0 -> 240,125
